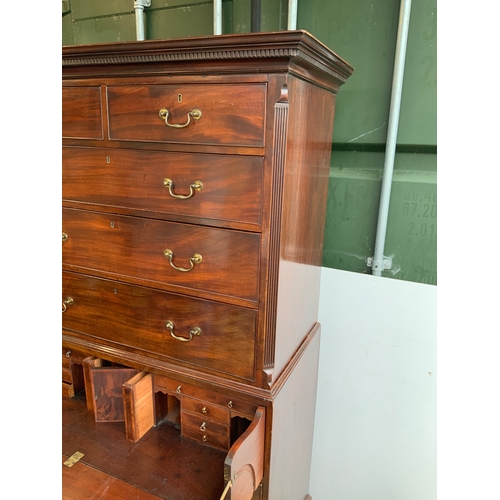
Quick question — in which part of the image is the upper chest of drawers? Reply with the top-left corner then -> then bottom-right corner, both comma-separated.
62,32 -> 353,388
62,75 -> 273,382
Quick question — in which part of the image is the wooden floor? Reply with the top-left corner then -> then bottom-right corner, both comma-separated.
62,392 -> 227,500
62,456 -> 164,500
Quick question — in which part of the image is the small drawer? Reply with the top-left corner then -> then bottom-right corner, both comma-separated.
62,146 -> 263,227
106,83 -> 266,147
62,86 -> 103,139
153,373 -> 195,397
182,396 -> 230,424
62,208 -> 260,303
181,410 -> 230,450
62,367 -> 73,384
62,355 -> 71,371
62,347 -> 85,397
62,272 -> 257,382
62,382 -> 75,398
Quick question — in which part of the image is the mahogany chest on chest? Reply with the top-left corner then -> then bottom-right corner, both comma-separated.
62,30 -> 352,500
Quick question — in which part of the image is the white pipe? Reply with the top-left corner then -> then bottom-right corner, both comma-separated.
134,0 -> 151,41
288,0 -> 298,30
371,0 -> 412,276
214,0 -> 222,35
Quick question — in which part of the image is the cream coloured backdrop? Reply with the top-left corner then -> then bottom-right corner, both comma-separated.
311,268 -> 437,499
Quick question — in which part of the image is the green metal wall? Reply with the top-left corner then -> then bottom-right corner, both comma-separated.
62,0 -> 437,285
62,0 -> 288,44
297,0 -> 437,285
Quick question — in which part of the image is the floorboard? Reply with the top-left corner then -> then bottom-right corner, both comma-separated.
62,456 -> 164,500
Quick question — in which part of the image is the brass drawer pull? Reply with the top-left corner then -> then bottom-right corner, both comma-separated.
165,320 -> 202,342
62,232 -> 68,242
163,248 -> 202,272
158,108 -> 202,128
200,422 -> 207,431
62,296 -> 74,313
163,178 -> 203,199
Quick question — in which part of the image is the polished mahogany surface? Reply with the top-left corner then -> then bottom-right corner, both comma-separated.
181,409 -> 231,450
107,84 -> 266,147
62,208 -> 260,305
62,86 -> 102,139
63,271 -> 257,382
62,147 -> 264,229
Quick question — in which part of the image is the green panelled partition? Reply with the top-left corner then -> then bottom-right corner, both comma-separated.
297,0 -> 437,284
62,0 -> 288,44
62,0 -> 436,285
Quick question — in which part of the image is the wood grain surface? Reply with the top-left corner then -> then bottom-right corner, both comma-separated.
63,394 -> 226,500
62,272 -> 257,381
63,146 -> 264,228
62,207 -> 260,304
107,84 -> 266,147
62,86 -> 103,139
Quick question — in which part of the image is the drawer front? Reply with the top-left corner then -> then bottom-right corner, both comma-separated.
62,208 -> 260,303
107,84 -> 266,147
62,383 -> 75,398
182,396 -> 230,424
62,272 -> 256,381
62,147 -> 263,227
62,367 -> 73,384
63,86 -> 103,139
62,353 -> 71,371
181,410 -> 230,450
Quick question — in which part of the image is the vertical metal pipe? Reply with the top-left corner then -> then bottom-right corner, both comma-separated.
287,0 -> 298,30
251,0 -> 261,33
214,0 -> 223,35
135,8 -> 145,40
134,0 -> 151,41
371,0 -> 412,276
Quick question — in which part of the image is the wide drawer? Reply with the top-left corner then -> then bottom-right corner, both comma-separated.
62,86 -> 103,139
62,208 -> 260,303
106,84 -> 266,147
62,272 -> 257,381
62,147 -> 263,227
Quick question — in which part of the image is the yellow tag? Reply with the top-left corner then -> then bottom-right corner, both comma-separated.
63,451 -> 85,468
